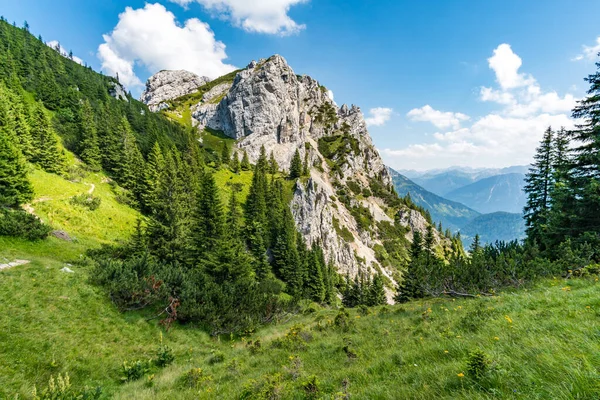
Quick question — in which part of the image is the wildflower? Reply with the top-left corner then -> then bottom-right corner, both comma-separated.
355,316 -> 360,319
456,335 -> 461,338
493,337 -> 500,341
504,315 -> 513,324
561,286 -> 571,292
427,308 -> 432,313
457,306 -> 462,310
586,306 -> 591,309
444,350 -> 449,354
457,373 -> 464,378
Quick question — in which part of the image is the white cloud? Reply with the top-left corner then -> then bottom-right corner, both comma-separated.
169,0 -> 308,35
97,3 -> 235,89
407,105 -> 469,129
487,43 -> 535,90
366,107 -> 393,127
573,36 -> 600,61
46,40 -> 84,65
384,44 -> 578,170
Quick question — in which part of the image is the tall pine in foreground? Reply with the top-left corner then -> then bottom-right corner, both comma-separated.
523,126 -> 554,247
78,99 -> 101,170
570,61 -> 600,238
0,129 -> 33,207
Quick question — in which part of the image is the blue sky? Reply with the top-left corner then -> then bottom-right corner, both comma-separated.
4,0 -> 600,170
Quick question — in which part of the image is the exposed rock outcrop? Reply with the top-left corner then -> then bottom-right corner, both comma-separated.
144,55 -> 443,300
141,70 -> 210,112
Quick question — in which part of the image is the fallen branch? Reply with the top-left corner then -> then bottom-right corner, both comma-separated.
441,290 -> 493,298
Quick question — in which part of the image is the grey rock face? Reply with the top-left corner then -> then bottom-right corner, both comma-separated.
141,70 -> 210,112
109,82 -> 127,101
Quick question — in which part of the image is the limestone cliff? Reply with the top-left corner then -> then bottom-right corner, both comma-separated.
141,70 -> 211,112
142,55 -> 446,297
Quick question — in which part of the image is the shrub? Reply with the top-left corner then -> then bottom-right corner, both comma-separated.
181,368 -> 209,389
121,360 -> 151,382
301,375 -> 320,399
208,350 -> 225,365
154,344 -> 174,368
334,308 -> 353,332
358,304 -> 370,316
70,194 -> 101,211
466,350 -> 490,380
0,208 -> 52,240
240,373 -> 285,400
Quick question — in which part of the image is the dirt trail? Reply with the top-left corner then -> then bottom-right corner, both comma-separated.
87,183 -> 95,194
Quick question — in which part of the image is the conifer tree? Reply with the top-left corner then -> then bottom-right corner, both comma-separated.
0,124 -> 33,207
269,151 -> 279,175
568,64 -> 600,236
142,142 -> 165,212
305,243 -> 326,303
241,150 -> 250,171
78,99 -> 101,170
302,150 -> 309,176
29,102 -> 66,174
523,126 -> 554,246
190,171 -> 223,261
368,272 -> 386,306
230,152 -> 240,173
221,142 -> 230,165
394,231 -> 425,303
289,149 -> 302,179
146,150 -> 188,263
245,146 -> 269,247
272,204 -> 302,296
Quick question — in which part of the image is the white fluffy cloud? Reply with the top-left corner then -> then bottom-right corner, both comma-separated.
487,43 -> 535,90
97,3 -> 235,88
384,44 -> 578,170
407,105 -> 469,129
366,107 -> 393,127
169,0 -> 308,35
572,36 -> 600,61
46,40 -> 83,65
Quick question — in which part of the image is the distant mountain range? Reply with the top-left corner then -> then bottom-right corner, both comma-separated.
389,167 -> 527,246
388,169 -> 480,231
445,173 -> 527,214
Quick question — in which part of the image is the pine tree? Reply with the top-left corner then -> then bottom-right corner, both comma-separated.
241,150 -> 250,171
289,149 -> 302,179
245,146 -> 269,249
302,242 -> 324,302
142,142 -> 165,212
29,102 -> 66,174
230,152 -> 240,173
221,142 -> 230,165
395,231 -> 425,303
78,99 -> 101,170
302,150 -> 309,176
368,272 -> 386,306
523,126 -> 554,247
190,171 -> 224,262
0,125 -> 33,207
269,151 -> 279,175
146,150 -> 188,263
568,63 -> 600,237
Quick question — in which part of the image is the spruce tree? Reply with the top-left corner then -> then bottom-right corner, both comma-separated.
241,150 -> 250,171
395,231 -> 425,303
305,243 -> 326,303
523,126 -> 554,247
190,171 -> 224,262
269,151 -> 279,175
230,152 -> 240,173
569,63 -> 600,237
0,127 -> 33,207
272,203 -> 302,296
289,149 -> 302,179
245,146 -> 269,248
29,102 -> 66,174
78,99 -> 101,170
368,272 -> 386,306
142,142 -> 165,212
221,142 -> 230,165
302,150 -> 309,176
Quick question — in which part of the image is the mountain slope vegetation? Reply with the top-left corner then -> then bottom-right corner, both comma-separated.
1,17 -> 600,400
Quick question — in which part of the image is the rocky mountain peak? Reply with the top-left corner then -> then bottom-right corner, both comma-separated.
141,70 -> 211,112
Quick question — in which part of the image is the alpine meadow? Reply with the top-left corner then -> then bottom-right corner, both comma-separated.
1,3 -> 600,399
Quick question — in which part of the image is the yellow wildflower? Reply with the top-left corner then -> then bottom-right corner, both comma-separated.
493,337 -> 500,341
444,350 -> 449,354
504,315 -> 513,324
457,373 -> 464,378
561,286 -> 571,292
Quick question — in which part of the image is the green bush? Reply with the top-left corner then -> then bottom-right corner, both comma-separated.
121,360 -> 151,382
0,208 -> 52,240
70,194 -> 101,211
154,344 -> 174,368
466,350 -> 490,381
208,350 -> 225,365
334,308 -> 353,332
301,375 -> 320,399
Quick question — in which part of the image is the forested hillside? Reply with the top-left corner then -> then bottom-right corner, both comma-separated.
1,16 -> 600,400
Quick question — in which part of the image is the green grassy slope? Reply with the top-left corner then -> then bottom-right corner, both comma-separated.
1,248 -> 598,399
